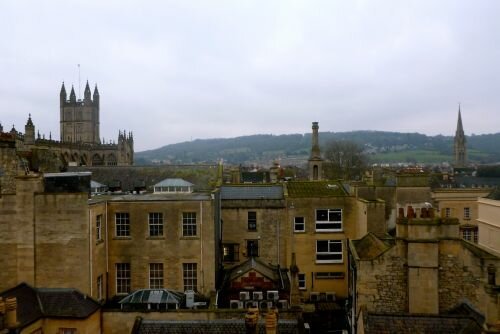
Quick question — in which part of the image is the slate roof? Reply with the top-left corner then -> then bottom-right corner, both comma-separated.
133,318 -> 299,334
286,181 -> 348,197
153,178 -> 193,187
220,185 -> 284,200
351,233 -> 394,260
0,283 -> 100,329
363,312 -> 483,334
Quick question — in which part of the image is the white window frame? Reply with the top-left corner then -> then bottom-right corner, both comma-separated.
182,212 -> 197,237
316,240 -> 343,263
97,274 -> 103,300
96,214 -> 102,241
115,212 -> 130,237
315,209 -> 343,232
298,273 -> 306,290
148,212 -> 164,237
464,207 -> 471,220
294,217 -> 305,233
183,263 -> 197,291
248,211 -> 257,231
149,263 -> 164,289
445,207 -> 451,218
116,263 -> 131,294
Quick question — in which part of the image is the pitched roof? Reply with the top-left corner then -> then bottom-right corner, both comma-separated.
223,257 -> 290,291
153,178 -> 193,187
0,283 -> 100,329
364,312 -> 483,334
132,318 -> 299,334
351,233 -> 394,260
286,181 -> 348,198
220,185 -> 284,200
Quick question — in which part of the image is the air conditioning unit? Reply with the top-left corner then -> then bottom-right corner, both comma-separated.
239,291 -> 250,301
309,292 -> 320,302
277,300 -> 288,310
230,300 -> 243,309
253,291 -> 263,300
259,300 -> 273,310
245,300 -> 259,309
267,290 -> 279,301
326,292 -> 336,302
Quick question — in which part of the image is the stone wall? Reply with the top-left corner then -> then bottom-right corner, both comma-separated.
357,243 -> 408,313
0,137 -> 18,194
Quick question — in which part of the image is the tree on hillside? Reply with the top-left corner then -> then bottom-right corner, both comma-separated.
323,140 -> 368,180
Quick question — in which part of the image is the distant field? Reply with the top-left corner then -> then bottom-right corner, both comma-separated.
370,150 -> 452,163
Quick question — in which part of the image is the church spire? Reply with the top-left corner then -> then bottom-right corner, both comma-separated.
454,104 -> 467,167
60,82 -> 67,103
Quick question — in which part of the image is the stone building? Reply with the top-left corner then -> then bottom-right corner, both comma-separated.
349,208 -> 500,333
0,172 -> 92,294
477,189 -> 500,257
0,82 -> 133,183
432,188 -> 492,243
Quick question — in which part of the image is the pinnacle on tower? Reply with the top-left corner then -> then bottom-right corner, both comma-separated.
310,122 -> 322,159
84,80 -> 91,100
26,114 -> 34,127
69,85 -> 76,103
60,82 -> 67,99
93,84 -> 99,96
454,104 -> 467,167
456,104 -> 464,136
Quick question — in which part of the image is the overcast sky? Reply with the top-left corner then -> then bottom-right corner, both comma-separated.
1,1 -> 500,151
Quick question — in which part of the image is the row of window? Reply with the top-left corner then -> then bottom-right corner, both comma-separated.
294,209 -> 343,233
95,212 -> 198,239
444,207 -> 471,219
115,263 -> 198,294
223,239 -> 343,263
96,208 -> 343,240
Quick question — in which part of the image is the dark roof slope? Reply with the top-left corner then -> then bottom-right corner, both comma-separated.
0,283 -> 100,329
364,313 -> 482,334
220,185 -> 283,200
133,318 -> 299,334
37,288 -> 100,318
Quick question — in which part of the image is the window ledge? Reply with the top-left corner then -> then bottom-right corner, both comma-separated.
113,236 -> 132,240
315,260 -> 344,264
247,230 -> 258,232
294,230 -> 306,233
180,236 -> 200,240
95,239 -> 104,245
315,230 -> 343,233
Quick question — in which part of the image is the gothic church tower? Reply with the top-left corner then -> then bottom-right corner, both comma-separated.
60,81 -> 100,144
308,122 -> 324,180
454,105 -> 467,167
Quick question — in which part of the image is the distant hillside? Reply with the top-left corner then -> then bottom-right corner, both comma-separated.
135,131 -> 500,165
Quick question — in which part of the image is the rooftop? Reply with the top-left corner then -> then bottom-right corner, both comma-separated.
286,181 -> 348,198
220,185 -> 284,200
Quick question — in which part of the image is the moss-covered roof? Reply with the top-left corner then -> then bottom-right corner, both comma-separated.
286,181 -> 348,198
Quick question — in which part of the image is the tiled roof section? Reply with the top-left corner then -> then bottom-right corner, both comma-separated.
364,313 -> 483,334
153,178 -> 193,187
286,181 -> 348,198
0,283 -> 42,328
0,283 -> 100,329
351,233 -> 394,260
220,185 -> 284,200
36,288 -> 100,318
134,318 -> 299,334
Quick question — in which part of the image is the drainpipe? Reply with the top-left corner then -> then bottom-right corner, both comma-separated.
200,200 -> 204,293
89,207 -> 93,296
